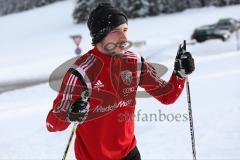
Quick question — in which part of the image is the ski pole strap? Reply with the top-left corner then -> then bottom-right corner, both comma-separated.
186,77 -> 197,160
68,67 -> 90,101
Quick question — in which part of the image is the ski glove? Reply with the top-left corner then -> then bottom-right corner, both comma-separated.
174,44 -> 195,78
67,98 -> 89,123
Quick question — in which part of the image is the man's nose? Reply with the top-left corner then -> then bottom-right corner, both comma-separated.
119,31 -> 127,41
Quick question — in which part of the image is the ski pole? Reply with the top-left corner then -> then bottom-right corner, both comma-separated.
186,77 -> 197,160
62,123 -> 77,160
181,40 -> 197,160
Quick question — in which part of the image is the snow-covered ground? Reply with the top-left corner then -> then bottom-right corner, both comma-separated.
0,0 -> 240,159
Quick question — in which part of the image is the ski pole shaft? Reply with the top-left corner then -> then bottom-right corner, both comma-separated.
186,77 -> 197,160
62,123 -> 77,160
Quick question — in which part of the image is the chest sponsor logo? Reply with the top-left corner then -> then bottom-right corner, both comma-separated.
93,100 -> 132,113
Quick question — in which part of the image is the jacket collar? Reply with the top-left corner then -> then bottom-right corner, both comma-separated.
91,46 -> 113,61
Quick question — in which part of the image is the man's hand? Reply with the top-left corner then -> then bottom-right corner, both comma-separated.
174,40 -> 195,78
67,98 -> 89,123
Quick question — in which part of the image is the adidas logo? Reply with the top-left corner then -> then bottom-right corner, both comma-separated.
94,80 -> 104,91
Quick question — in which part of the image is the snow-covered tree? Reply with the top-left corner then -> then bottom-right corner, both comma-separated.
188,0 -> 203,8
148,0 -> 165,16
198,0 -> 239,6
108,0 -> 150,18
160,0 -> 176,13
229,0 -> 240,5
72,0 -> 96,23
71,0 -> 240,24
72,0 -> 113,23
0,0 -> 65,16
174,0 -> 189,11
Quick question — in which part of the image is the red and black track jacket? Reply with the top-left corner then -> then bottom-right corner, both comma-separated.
46,47 -> 185,160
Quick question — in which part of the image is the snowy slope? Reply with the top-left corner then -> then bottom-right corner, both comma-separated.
0,0 -> 240,159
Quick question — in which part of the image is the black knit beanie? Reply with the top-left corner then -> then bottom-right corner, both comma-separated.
87,3 -> 128,45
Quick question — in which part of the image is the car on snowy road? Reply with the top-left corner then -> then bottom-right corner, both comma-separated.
191,24 -> 231,43
191,17 -> 240,43
216,18 -> 240,33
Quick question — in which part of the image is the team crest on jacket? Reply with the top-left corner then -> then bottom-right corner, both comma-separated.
120,70 -> 132,85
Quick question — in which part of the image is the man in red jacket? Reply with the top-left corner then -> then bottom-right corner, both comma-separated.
46,3 -> 195,160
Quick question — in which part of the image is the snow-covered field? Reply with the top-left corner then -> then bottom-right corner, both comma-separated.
0,0 -> 240,159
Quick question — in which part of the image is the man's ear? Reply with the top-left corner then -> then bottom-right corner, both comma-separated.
99,41 -> 105,50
